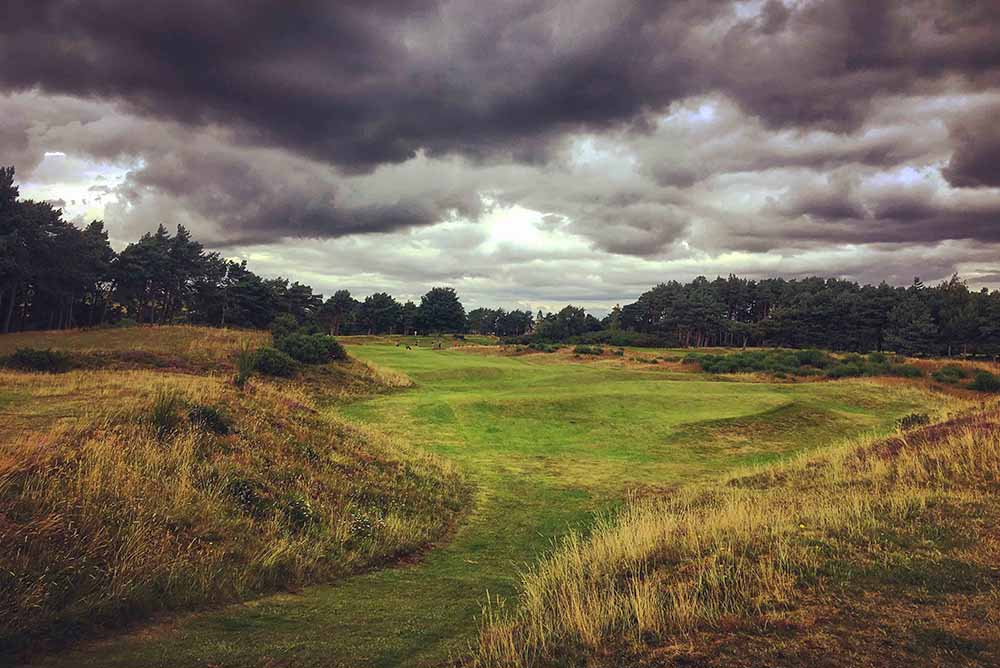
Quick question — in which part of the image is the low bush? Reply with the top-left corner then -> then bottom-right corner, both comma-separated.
825,362 -> 867,378
570,329 -> 673,348
867,351 -> 888,365
188,404 -> 232,435
687,350 -> 830,376
573,345 -> 603,356
4,347 -> 74,373
686,348 -> 923,381
529,342 -> 559,353
896,412 -> 930,430
795,349 -> 832,368
254,347 -> 299,377
269,313 -> 299,343
932,364 -> 969,384
227,477 -> 269,518
282,492 -> 317,532
504,330 -> 673,348
971,370 -> 1000,393
278,333 -> 348,364
886,363 -> 924,378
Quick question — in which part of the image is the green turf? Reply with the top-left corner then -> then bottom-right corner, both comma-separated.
30,346 -> 937,668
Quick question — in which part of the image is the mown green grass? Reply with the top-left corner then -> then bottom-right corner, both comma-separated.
29,345 -> 939,668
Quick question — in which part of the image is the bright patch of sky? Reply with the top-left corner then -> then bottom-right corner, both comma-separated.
19,153 -> 130,224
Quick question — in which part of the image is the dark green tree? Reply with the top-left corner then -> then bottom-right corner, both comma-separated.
416,287 -> 466,333
359,292 -> 402,334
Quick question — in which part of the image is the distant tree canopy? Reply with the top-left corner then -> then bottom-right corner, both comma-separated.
466,307 -> 534,337
610,274 -> 1000,356
416,287 -> 465,333
4,165 -> 1000,357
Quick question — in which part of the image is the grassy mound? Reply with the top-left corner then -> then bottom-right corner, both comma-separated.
475,398 -> 999,667
0,333 -> 468,654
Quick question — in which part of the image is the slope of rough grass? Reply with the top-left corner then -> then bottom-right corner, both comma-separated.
0,355 -> 467,655
0,326 -> 269,373
473,398 -> 998,667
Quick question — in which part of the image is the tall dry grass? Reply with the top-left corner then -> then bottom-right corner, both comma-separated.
0,367 -> 467,651
0,325 -> 270,368
473,396 -> 999,667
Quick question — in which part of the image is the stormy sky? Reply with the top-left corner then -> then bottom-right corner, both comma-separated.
2,0 -> 999,312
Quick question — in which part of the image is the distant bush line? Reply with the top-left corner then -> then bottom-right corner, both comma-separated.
680,349 -> 1000,392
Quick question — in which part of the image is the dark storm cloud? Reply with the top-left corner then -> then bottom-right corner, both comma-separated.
4,0 -> 996,174
115,144 -> 484,245
771,172 -> 1000,244
0,0 -> 714,171
943,103 -> 1000,187
714,0 -> 1000,130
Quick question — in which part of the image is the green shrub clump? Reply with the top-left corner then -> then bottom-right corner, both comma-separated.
885,363 -> 923,378
971,370 -> 1000,393
686,348 -> 923,380
4,347 -> 74,373
573,345 -> 603,356
687,350 -> 830,376
897,412 -> 931,430
253,347 -> 299,377
932,364 -> 969,384
277,333 -> 347,364
269,313 -> 299,343
825,362 -> 866,378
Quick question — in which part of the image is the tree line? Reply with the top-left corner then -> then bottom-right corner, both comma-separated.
3,165 -> 1000,357
611,274 -> 1000,357
0,166 -> 473,335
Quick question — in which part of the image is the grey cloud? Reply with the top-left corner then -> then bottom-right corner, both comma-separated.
770,170 -> 1000,244
943,103 -> 1000,187
2,0 -> 995,175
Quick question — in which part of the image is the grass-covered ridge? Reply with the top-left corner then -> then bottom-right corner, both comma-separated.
474,397 -> 999,667
0,328 -> 468,654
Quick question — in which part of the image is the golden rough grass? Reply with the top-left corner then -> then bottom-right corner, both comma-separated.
0,325 -> 268,366
473,395 -> 998,667
0,366 -> 467,651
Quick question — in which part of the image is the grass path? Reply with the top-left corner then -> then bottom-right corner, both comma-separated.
30,347 -> 936,667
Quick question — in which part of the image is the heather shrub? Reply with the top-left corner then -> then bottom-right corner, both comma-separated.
278,333 -> 347,364
254,347 -> 299,377
4,348 -> 74,373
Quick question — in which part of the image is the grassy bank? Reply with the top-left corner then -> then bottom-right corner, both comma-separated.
0,329 -> 468,656
0,326 -> 269,373
474,397 -> 999,666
